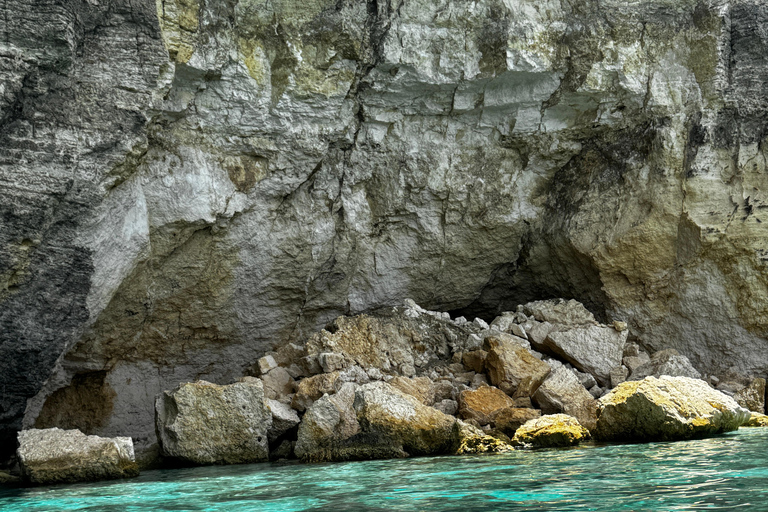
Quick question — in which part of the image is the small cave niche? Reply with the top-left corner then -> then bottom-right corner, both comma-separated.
34,371 -> 116,433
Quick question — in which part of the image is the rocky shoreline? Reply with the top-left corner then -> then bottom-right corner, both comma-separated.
7,299 -> 766,485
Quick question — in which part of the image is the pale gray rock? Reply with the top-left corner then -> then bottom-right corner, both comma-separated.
266,399 -> 300,443
319,352 -> 347,373
532,366 -> 598,430
17,428 -> 138,484
257,356 -> 278,376
610,366 -> 630,388
629,349 -> 702,381
261,367 -> 295,402
623,353 -> 651,374
527,322 -> 555,348
572,369 -> 598,390
543,326 -> 628,386
434,399 -> 459,416
155,379 -> 271,465
522,299 -> 597,327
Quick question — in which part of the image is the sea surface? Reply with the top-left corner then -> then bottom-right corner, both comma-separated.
2,428 -> 767,511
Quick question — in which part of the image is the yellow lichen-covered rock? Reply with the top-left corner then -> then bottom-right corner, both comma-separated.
458,386 -> 515,425
512,414 -> 590,448
595,376 -> 751,442
455,420 -> 513,454
743,412 -> 768,427
354,381 -> 458,457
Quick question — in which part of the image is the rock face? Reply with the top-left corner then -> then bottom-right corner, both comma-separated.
595,376 -> 751,442
6,0 -> 768,462
17,428 -> 138,484
512,414 -> 590,448
155,379 -> 271,465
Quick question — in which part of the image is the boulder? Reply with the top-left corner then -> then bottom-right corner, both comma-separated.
390,376 -> 435,405
543,325 -> 627,386
521,299 -> 597,326
455,420 -> 513,454
744,412 -> 768,427
622,352 -> 651,373
462,350 -> 487,373
291,371 -> 340,412
511,414 -> 590,448
527,321 -> 554,348
733,378 -> 766,413
266,399 -> 300,443
491,408 -> 542,437
458,386 -> 515,425
354,382 -> 459,457
594,376 -> 750,442
261,367 -> 295,401
434,399 -> 459,416
155,379 -> 271,465
17,428 -> 138,484
628,349 -> 701,381
484,336 -> 551,397
532,365 -> 597,430
295,383 -> 380,462
257,355 -> 278,375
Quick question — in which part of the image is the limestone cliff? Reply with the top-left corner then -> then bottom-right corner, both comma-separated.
2,0 -> 768,460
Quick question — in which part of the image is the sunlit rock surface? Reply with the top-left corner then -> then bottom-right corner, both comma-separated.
4,0 -> 768,461
595,376 -> 751,442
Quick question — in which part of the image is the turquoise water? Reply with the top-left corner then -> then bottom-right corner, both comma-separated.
2,428 -> 767,511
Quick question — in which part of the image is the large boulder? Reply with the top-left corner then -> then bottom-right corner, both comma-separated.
511,414 -> 590,448
542,325 -> 627,386
628,349 -> 701,381
594,376 -> 750,442
155,379 -> 271,465
295,383 -> 383,462
354,382 -> 459,457
17,428 -> 138,484
266,399 -> 300,443
533,363 -> 597,430
744,412 -> 768,427
458,386 -> 515,425
484,336 -> 551,397
389,376 -> 435,405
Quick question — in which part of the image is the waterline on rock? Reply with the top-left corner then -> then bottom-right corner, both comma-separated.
2,429 -> 767,511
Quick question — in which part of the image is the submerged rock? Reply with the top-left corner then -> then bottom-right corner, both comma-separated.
17,428 -> 138,484
594,376 -> 750,442
511,414 -> 590,448
155,379 -> 271,465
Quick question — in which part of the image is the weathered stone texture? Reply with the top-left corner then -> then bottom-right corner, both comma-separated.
4,0 -> 768,463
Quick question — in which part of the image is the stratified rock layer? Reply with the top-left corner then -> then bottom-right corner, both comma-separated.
595,376 -> 750,442
155,379 -> 271,465
5,0 -> 768,462
17,428 -> 138,484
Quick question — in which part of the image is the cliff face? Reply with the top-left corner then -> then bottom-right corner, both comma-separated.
2,0 -> 768,459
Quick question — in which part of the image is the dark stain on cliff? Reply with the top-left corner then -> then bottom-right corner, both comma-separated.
35,371 -> 116,433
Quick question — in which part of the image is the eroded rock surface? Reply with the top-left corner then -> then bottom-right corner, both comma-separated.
17,428 -> 138,484
511,414 -> 590,448
5,0 -> 768,463
155,379 -> 271,465
595,376 -> 750,442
